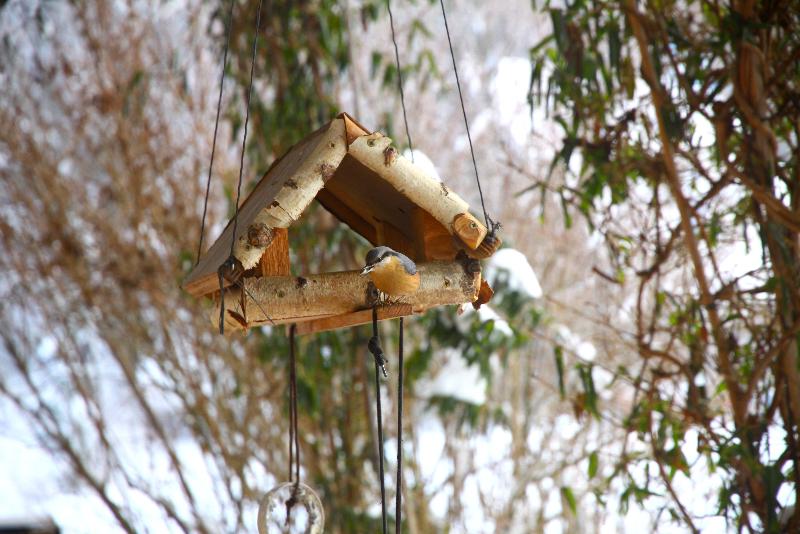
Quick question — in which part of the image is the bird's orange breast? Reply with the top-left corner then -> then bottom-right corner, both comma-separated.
368,257 -> 421,296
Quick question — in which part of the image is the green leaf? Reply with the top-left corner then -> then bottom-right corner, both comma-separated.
409,19 -> 432,41
370,51 -> 383,78
559,190 -> 573,229
405,346 -> 434,384
664,447 -> 689,475
620,56 -> 635,98
608,21 -> 621,74
577,363 -> 599,418
530,34 -> 554,56
561,486 -> 577,514
122,70 -> 146,116
708,211 -> 722,247
554,346 -> 566,398
550,9 -> 567,53
661,104 -> 684,141
588,451 -> 599,478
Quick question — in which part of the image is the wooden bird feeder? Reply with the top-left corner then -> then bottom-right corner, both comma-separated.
183,113 -> 498,334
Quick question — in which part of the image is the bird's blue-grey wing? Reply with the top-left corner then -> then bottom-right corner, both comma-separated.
395,251 -> 417,275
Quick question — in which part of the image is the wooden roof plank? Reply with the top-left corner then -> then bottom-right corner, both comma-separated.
183,117 -> 348,297
347,133 -> 488,249
413,207 -> 459,261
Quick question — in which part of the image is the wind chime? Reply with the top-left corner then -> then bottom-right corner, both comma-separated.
185,0 -> 501,532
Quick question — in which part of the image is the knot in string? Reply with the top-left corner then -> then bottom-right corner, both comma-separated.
368,335 -> 387,378
217,255 -> 244,335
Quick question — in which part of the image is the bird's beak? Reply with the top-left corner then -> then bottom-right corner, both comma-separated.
360,265 -> 374,275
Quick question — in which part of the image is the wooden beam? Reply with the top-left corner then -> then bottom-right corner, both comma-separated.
413,207 -> 459,261
348,133 -> 488,249
215,261 -> 480,332
260,228 -> 290,276
452,212 -> 488,250
380,221 -> 416,260
295,304 -> 412,335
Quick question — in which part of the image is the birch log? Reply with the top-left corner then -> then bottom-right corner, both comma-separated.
183,118 -> 348,297
348,133 -> 488,249
232,118 -> 347,269
215,261 -> 480,332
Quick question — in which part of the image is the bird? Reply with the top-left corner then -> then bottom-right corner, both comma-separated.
360,246 -> 420,297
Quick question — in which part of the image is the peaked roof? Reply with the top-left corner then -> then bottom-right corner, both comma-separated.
184,113 -> 486,298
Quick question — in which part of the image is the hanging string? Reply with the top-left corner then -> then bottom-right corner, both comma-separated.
197,0 -> 235,265
229,0 -> 265,260
291,328 -> 300,489
288,325 -> 296,482
368,306 -> 389,534
286,324 -> 301,521
218,269 -> 227,334
394,317 -> 404,534
232,278 -> 276,326
386,0 -> 414,162
217,0 -> 265,335
217,273 -> 277,334
438,0 -> 493,230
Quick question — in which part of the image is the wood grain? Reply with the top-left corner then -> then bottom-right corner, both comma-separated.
452,212 -> 488,250
340,112 -> 371,146
259,228 -> 290,276
295,304 -> 412,335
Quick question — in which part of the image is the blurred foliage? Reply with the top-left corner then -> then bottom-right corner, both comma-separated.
13,0 -> 800,531
223,0 -> 352,160
529,0 -> 800,531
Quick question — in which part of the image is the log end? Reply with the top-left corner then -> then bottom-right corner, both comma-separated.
452,212 -> 488,250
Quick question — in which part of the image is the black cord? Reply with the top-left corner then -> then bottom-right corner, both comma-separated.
286,324 -> 300,523
438,0 -> 490,229
370,306 -> 388,534
231,278 -> 276,326
196,0 -> 236,265
216,0 -> 265,336
395,317 -> 404,534
291,324 -> 300,487
385,9 -> 410,530
229,0 -> 265,260
289,324 -> 300,482
218,270 -> 226,335
288,324 -> 296,483
387,0 -> 414,162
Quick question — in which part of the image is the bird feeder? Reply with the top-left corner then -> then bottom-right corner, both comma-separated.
183,113 -> 498,334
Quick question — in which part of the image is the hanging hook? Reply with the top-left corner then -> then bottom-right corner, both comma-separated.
258,481 -> 324,534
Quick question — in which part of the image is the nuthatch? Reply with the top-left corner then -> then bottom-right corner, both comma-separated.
360,246 -> 421,296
